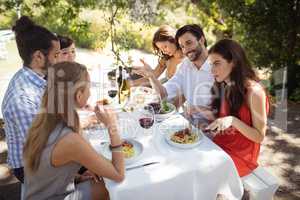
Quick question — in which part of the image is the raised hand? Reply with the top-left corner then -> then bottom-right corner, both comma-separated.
94,105 -> 117,132
132,58 -> 155,78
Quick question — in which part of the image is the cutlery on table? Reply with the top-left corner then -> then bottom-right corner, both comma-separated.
126,161 -> 160,171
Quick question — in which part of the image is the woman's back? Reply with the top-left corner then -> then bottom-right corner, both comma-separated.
24,123 -> 81,200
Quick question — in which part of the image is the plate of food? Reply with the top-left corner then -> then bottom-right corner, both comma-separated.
149,101 -> 176,122
164,127 -> 203,149
101,139 -> 143,165
130,86 -> 157,105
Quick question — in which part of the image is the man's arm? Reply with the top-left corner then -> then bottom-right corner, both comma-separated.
9,95 -> 38,141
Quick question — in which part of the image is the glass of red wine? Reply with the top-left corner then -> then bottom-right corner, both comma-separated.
137,105 -> 155,135
107,77 -> 118,104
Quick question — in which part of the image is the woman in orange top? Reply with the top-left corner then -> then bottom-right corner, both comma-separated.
206,39 -> 269,177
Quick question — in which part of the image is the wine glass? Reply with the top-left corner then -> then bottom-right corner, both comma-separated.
137,105 -> 155,135
107,77 -> 118,104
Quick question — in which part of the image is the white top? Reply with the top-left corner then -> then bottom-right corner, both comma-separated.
163,58 -> 214,107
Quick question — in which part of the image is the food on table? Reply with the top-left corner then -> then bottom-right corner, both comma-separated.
97,99 -> 109,105
122,141 -> 135,158
160,100 -> 172,114
170,128 -> 199,144
122,106 -> 135,112
149,100 -> 173,114
148,102 -> 161,114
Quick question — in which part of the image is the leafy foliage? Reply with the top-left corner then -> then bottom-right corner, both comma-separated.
192,0 -> 300,100
1,0 -> 299,100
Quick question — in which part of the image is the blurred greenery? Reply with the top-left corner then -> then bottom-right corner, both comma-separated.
0,0 -> 299,101
191,0 -> 300,100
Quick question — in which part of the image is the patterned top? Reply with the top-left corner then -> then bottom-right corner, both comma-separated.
1,67 -> 46,168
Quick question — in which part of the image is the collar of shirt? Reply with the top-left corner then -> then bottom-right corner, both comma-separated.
22,66 -> 47,89
186,58 -> 211,72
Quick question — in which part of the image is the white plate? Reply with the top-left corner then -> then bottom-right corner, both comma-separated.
130,86 -> 155,95
155,103 -> 176,122
164,127 -> 203,149
101,139 -> 143,165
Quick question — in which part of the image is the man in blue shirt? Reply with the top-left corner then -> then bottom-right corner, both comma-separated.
1,16 -> 60,183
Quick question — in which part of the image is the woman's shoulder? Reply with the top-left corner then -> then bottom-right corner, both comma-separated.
58,131 -> 84,147
246,80 -> 266,94
245,80 -> 267,103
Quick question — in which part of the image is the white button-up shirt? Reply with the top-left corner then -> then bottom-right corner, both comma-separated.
164,58 -> 214,107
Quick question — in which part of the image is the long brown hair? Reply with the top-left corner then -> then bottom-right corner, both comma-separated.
209,39 -> 259,117
23,62 -> 89,173
152,25 -> 178,60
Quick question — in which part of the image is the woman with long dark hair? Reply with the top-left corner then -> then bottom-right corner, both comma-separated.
206,39 -> 269,177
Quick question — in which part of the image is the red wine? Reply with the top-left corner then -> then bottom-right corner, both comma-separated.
108,90 -> 118,98
139,117 -> 154,129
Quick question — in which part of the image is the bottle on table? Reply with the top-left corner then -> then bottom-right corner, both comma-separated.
118,66 -> 131,105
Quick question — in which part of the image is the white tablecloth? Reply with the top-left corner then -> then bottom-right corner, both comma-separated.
85,113 -> 244,200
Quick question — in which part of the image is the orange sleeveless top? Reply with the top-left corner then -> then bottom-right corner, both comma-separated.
213,92 -> 269,177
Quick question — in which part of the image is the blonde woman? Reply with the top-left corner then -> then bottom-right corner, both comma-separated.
23,62 -> 124,200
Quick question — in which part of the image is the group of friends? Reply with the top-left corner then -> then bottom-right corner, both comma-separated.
1,16 -> 269,200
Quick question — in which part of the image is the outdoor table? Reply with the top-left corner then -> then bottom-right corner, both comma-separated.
84,111 -> 244,200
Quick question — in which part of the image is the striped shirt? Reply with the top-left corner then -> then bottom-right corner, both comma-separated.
1,67 -> 46,168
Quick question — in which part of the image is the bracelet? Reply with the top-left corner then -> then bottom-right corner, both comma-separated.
109,143 -> 123,151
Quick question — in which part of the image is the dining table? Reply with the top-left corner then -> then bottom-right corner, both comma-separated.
83,107 -> 244,200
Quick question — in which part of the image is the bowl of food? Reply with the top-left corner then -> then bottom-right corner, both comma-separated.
164,127 -> 203,149
154,101 -> 176,122
101,138 -> 143,165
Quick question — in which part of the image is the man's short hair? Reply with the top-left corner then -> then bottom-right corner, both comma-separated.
175,24 -> 207,47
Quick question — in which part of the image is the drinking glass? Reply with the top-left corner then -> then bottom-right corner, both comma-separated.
137,105 -> 155,135
107,77 -> 118,105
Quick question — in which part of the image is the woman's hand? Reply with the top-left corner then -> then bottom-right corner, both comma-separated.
206,116 -> 236,134
132,59 -> 155,79
94,105 -> 117,132
76,170 -> 101,183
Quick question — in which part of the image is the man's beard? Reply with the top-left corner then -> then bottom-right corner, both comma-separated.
186,44 -> 202,62
43,57 -> 52,76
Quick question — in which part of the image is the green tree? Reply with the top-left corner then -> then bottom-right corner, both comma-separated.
192,0 -> 300,100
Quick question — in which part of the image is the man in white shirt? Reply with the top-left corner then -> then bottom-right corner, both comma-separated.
134,24 -> 215,125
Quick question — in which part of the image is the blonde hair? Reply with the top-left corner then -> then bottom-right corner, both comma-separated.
23,62 -> 89,173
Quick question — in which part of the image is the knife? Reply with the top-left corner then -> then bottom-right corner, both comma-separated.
126,161 -> 160,171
